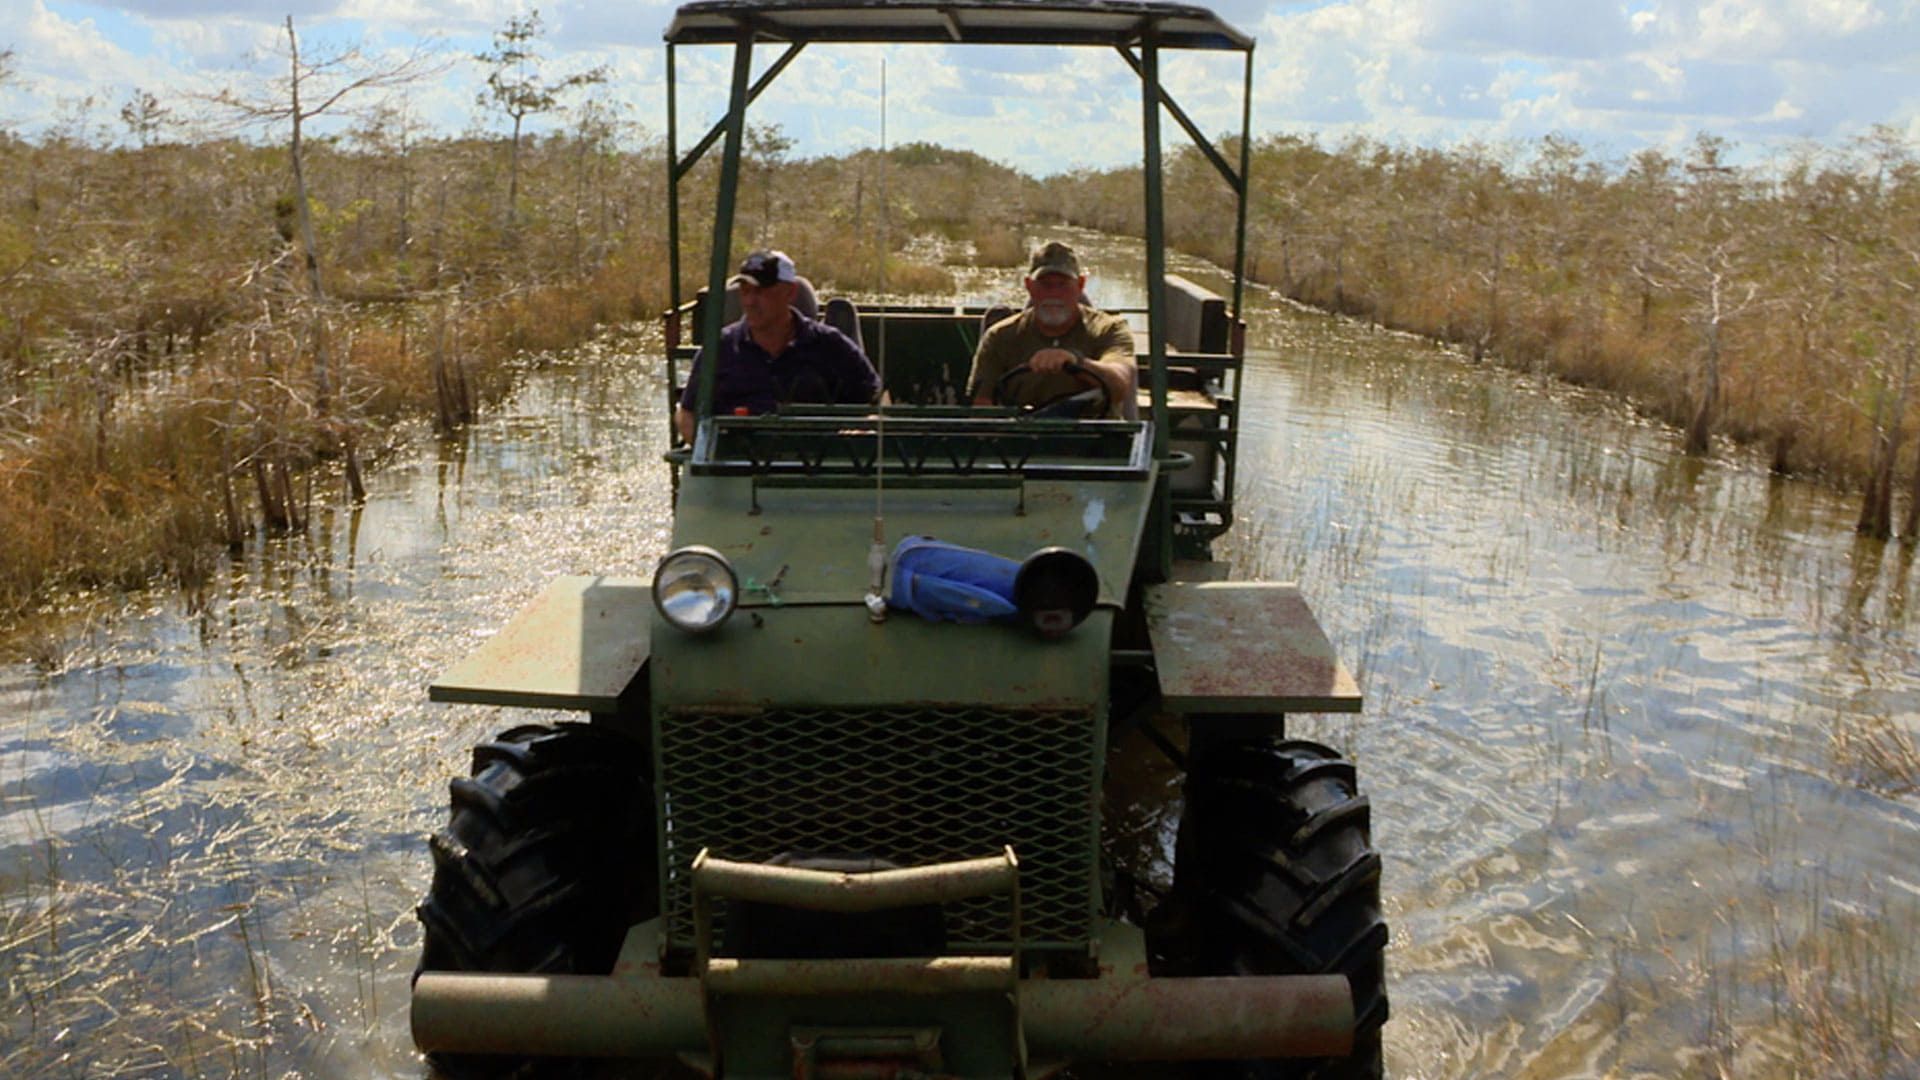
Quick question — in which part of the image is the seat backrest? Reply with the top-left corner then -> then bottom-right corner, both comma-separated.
823,297 -> 863,352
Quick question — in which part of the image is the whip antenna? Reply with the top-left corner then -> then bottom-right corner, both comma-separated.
864,56 -> 890,620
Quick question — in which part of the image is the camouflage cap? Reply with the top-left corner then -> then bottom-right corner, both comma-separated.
1027,241 -> 1081,279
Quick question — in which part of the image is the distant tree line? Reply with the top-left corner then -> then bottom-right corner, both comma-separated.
1047,129 -> 1920,540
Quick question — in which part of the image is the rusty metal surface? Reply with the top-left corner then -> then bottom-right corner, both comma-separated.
411,967 -> 1350,1061
1024,974 -> 1353,1059
1146,581 -> 1362,713
410,971 -> 704,1056
428,575 -> 650,711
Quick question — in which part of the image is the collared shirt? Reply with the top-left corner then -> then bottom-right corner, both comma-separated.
679,309 -> 878,418
965,305 -> 1136,419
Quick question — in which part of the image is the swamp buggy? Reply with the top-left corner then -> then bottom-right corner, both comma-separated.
411,1 -> 1388,1075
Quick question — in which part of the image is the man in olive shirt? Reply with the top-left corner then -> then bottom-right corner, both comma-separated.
966,242 -> 1137,419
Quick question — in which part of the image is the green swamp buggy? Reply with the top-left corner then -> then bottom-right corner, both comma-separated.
412,1 -> 1388,1075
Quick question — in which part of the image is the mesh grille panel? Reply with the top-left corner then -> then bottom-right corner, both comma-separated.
659,707 -> 1098,954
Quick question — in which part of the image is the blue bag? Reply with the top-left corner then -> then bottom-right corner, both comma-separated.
889,536 -> 1019,623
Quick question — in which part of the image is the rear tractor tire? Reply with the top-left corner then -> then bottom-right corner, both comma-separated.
1156,737 -> 1389,1079
415,722 -> 656,1076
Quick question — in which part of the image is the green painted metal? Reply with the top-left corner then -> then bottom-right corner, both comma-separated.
1233,45 -> 1253,320
1140,30 -> 1169,465
1115,46 -> 1242,197
412,971 -> 706,1056
412,968 -> 1352,1062
418,3 -> 1361,1070
665,0 -> 1255,49
654,701 -> 1105,955
667,44 -> 680,312
673,42 -> 808,182
695,32 -> 754,427
1139,27 -> 1175,583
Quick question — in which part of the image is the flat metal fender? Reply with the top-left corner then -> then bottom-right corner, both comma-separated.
410,969 -> 1353,1061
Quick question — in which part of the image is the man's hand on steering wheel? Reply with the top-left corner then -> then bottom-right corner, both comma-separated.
992,349 -> 1114,420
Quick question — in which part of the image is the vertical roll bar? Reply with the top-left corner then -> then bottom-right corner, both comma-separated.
694,28 -> 755,429
1140,24 -> 1169,463
667,43 -> 681,314
1232,46 -> 1253,321
1139,24 -> 1175,579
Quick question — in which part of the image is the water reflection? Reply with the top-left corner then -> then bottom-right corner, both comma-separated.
3,246 -> 1918,1078
1217,270 -> 1920,1076
2,329 -> 673,1078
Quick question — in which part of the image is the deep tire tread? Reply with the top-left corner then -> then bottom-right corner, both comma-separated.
1163,735 -> 1390,1080
415,722 -> 656,1078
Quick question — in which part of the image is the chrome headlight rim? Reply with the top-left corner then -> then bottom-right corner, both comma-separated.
651,545 -> 739,634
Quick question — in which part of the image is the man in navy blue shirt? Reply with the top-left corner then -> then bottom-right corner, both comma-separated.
675,250 -> 879,442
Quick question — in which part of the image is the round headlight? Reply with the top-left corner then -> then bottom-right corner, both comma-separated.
1014,547 -> 1099,639
652,546 -> 738,633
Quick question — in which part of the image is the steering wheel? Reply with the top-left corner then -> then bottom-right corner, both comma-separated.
991,360 -> 1112,420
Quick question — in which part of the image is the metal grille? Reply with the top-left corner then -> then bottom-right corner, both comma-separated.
658,707 -> 1098,955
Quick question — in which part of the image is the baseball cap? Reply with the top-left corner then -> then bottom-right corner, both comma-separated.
1028,241 -> 1081,279
729,249 -> 798,288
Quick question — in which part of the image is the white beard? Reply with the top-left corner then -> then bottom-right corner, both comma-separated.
1033,300 -> 1076,335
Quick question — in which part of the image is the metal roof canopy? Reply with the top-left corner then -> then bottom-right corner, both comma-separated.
665,0 -> 1253,50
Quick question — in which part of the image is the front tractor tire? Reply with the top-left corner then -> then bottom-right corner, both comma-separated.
415,723 -> 656,1074
1160,737 -> 1389,1079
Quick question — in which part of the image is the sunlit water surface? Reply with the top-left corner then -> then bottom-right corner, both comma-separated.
4,236 -> 1918,1078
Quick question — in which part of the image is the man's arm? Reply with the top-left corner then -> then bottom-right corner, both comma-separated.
830,330 -> 880,404
1078,315 -> 1139,413
967,326 -> 1011,405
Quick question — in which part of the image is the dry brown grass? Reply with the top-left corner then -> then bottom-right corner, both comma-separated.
1700,890 -> 1920,1078
1828,712 -> 1920,795
973,226 -> 1028,268
0,255 -> 668,624
883,259 -> 958,295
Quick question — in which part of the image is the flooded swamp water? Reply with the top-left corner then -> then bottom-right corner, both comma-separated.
4,240 -> 1919,1078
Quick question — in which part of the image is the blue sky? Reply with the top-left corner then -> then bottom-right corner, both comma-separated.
2,0 -> 1917,171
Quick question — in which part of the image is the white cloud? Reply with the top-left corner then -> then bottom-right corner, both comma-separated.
3,0 -> 1918,167
10,1 -> 133,78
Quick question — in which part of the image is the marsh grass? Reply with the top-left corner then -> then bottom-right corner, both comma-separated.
973,226 -> 1029,268
1054,135 -> 1920,503
0,721 -> 421,1077
1828,709 -> 1920,795
0,243 -> 668,629
1669,884 -> 1920,1078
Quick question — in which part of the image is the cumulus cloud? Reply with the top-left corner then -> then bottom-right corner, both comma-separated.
6,1 -> 135,79
4,0 -> 1918,166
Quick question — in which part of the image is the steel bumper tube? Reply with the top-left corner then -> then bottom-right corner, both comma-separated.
411,970 -> 1353,1059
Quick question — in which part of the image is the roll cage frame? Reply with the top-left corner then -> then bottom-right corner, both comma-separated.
663,0 -> 1256,479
